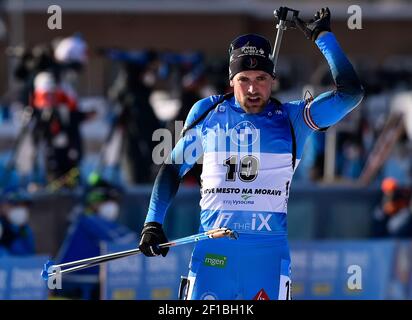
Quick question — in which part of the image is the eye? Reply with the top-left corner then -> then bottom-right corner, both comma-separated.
256,76 -> 267,81
238,77 -> 249,83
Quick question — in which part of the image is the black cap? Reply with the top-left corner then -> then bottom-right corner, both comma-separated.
229,34 -> 275,80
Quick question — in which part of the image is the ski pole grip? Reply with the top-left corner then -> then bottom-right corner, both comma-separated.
276,6 -> 289,21
207,228 -> 238,239
274,6 -> 300,25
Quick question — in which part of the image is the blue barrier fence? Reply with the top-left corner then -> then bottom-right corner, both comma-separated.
0,255 -> 49,300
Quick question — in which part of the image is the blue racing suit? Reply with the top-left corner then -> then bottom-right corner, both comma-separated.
144,32 -> 364,300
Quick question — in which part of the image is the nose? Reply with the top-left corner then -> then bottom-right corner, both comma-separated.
247,83 -> 257,94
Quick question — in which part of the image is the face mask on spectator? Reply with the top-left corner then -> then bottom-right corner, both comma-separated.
98,201 -> 119,221
8,207 -> 29,226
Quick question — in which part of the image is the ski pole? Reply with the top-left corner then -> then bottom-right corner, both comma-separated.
271,6 -> 299,74
42,227 -> 238,280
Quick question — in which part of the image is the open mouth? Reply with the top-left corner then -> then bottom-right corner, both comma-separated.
247,96 -> 261,103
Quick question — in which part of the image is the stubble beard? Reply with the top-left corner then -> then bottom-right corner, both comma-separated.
242,96 -> 267,113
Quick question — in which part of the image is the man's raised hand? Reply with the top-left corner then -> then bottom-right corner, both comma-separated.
293,7 -> 331,42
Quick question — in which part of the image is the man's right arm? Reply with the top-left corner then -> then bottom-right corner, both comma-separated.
139,95 -> 222,256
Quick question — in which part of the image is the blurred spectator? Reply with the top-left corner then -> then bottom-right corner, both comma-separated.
30,70 -> 94,187
340,140 -> 363,179
0,187 -> 35,255
55,176 -> 135,299
11,43 -> 58,107
107,50 -> 162,184
372,177 -> 412,238
382,142 -> 412,186
2,44 -> 57,187
53,33 -> 88,104
6,35 -> 93,189
167,60 -> 217,186
34,34 -> 91,187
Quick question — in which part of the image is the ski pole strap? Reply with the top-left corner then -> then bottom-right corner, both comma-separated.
288,117 -> 297,170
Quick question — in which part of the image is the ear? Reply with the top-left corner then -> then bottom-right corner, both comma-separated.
230,79 -> 234,87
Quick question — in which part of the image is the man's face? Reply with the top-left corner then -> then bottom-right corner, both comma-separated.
230,70 -> 275,114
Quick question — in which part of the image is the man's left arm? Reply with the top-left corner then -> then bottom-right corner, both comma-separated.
290,7 -> 364,131
306,31 -> 364,130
